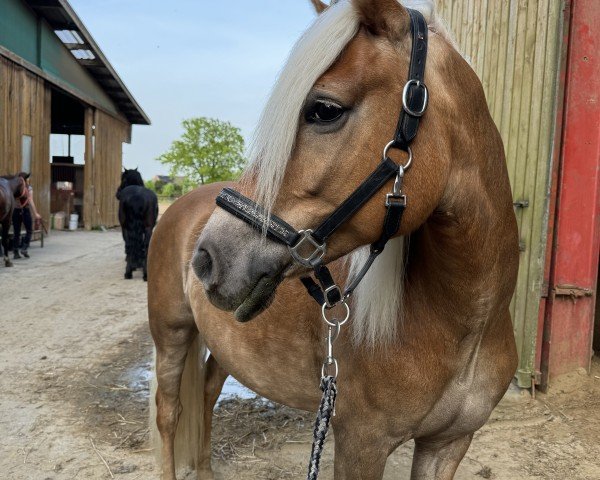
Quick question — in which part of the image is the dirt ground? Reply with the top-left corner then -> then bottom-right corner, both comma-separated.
1,230 -> 599,480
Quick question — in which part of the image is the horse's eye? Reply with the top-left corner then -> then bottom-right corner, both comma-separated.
306,100 -> 345,124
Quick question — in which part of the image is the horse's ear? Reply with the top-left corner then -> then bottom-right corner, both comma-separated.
134,167 -> 139,171
310,0 -> 328,14
352,0 -> 410,41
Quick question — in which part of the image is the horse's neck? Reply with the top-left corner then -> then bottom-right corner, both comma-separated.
406,180 -> 517,333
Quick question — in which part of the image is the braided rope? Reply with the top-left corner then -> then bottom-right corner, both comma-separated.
307,375 -> 337,480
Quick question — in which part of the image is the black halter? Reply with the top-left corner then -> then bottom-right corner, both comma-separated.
216,9 -> 428,309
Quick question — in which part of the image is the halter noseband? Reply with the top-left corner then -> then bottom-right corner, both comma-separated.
215,9 -> 428,309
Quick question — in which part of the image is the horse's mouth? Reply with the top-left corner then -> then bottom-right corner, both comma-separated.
234,273 -> 284,322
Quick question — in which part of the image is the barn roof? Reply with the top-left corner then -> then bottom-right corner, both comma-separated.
25,0 -> 150,125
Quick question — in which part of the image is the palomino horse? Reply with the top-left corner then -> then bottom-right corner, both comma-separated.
0,175 -> 26,267
116,169 -> 158,281
149,1 -> 519,479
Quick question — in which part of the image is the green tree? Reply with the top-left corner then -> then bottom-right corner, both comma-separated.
157,117 -> 246,185
161,182 -> 176,198
144,179 -> 158,193
179,177 -> 196,195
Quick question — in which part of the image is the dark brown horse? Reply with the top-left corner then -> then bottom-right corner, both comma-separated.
149,1 -> 519,479
0,175 -> 26,267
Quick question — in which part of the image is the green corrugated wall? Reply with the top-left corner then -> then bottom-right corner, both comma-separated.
437,0 -> 564,388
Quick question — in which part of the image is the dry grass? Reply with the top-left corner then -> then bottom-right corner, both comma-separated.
212,397 -> 313,460
211,396 -> 314,479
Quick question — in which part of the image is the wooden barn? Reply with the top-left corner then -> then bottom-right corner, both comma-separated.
438,0 -> 599,390
0,0 -> 149,229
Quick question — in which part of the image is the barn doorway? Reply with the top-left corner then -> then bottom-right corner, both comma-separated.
50,89 -> 86,227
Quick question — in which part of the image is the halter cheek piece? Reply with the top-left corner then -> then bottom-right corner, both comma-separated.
216,9 -> 428,310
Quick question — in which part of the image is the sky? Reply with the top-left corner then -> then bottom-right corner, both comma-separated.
67,0 -> 319,180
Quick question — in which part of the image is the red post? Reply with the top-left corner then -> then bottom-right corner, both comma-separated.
541,0 -> 600,387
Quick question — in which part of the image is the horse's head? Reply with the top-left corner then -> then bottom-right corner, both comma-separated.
122,168 -> 144,187
16,177 -> 27,199
117,168 -> 144,198
195,0 -> 461,321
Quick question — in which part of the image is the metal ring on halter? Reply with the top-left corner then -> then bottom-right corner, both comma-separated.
321,301 -> 350,327
382,141 -> 413,170
321,357 -> 339,379
402,79 -> 428,117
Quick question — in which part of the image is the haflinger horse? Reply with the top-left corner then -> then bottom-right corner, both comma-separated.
116,168 -> 158,281
149,0 -> 519,479
0,175 -> 26,267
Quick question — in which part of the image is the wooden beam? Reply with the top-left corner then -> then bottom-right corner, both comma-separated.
83,107 -> 94,230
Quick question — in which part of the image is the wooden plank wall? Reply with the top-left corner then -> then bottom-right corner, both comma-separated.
83,109 -> 127,229
436,0 -> 564,387
83,108 -> 94,230
0,56 -> 51,222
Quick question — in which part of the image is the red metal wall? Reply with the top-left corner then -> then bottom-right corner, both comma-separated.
540,0 -> 600,387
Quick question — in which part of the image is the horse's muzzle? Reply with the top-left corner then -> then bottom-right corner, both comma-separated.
193,210 -> 290,321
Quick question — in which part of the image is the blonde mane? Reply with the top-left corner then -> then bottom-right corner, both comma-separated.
247,0 -> 451,345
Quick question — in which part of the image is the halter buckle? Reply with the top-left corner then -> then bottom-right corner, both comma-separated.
402,79 -> 428,117
323,284 -> 343,308
385,193 -> 407,208
289,229 -> 326,267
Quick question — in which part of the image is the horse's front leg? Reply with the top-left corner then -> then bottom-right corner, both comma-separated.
153,326 -> 197,480
410,434 -> 473,480
1,221 -> 12,267
332,421 -> 390,480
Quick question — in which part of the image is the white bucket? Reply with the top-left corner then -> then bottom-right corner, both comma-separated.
69,214 -> 79,231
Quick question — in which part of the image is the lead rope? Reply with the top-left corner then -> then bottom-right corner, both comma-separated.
307,314 -> 344,480
307,375 -> 337,480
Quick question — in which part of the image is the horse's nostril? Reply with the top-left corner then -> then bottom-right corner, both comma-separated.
193,248 -> 214,284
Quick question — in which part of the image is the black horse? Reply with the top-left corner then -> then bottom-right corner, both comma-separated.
0,175 -> 26,267
116,168 -> 158,281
